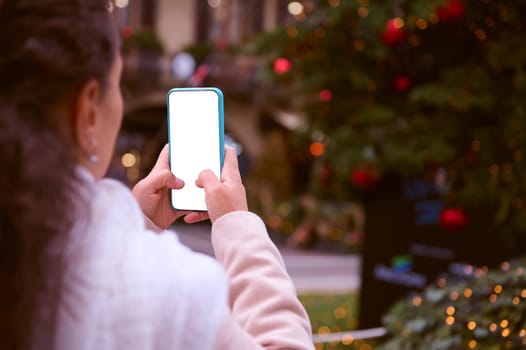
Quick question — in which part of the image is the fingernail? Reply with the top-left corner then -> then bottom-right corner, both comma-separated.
175,178 -> 185,187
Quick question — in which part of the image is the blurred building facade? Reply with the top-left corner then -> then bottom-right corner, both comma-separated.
117,0 -> 288,54
109,0 -> 293,185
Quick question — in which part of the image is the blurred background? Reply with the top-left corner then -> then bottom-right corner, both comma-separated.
108,1 -> 526,348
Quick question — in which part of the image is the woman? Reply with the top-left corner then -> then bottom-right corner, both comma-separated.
0,1 -> 314,349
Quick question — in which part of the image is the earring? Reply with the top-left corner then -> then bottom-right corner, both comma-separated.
89,154 -> 99,164
88,136 -> 99,164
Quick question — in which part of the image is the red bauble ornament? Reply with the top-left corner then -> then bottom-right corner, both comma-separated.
319,89 -> 332,102
381,18 -> 407,46
121,26 -> 133,40
215,38 -> 230,51
439,208 -> 469,230
437,0 -> 466,22
350,169 -> 378,190
273,57 -> 292,75
393,75 -> 411,92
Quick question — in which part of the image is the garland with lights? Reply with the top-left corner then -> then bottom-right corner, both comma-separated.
247,0 -> 526,250
377,257 -> 526,349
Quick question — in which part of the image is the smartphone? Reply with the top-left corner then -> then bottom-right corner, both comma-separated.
167,87 -> 225,211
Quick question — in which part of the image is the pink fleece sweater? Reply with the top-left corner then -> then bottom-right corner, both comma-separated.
211,212 -> 314,349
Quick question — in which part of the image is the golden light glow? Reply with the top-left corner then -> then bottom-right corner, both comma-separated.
464,288 -> 473,298
521,289 -> 526,298
342,334 -> 354,345
310,142 -> 325,157
318,326 -> 330,336
288,1 -> 304,16
328,0 -> 341,8
393,17 -> 405,29
446,306 -> 455,316
494,285 -> 503,294
513,297 -> 520,305
412,296 -> 422,306
467,321 -> 477,330
468,340 -> 477,349
428,13 -> 439,24
287,26 -> 298,37
502,328 -> 511,337
489,323 -> 498,332
121,152 -> 137,168
475,28 -> 487,40
334,306 -> 347,319
358,7 -> 369,18
501,320 -> 509,328
416,18 -> 428,30
115,0 -> 129,8
489,294 -> 498,303
445,316 -> 455,325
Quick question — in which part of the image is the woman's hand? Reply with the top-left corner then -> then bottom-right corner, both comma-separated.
132,144 -> 191,229
186,146 -> 248,223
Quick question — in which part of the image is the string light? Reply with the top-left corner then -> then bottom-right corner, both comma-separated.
416,18 -> 428,30
412,295 -> 422,306
287,26 -> 298,38
328,0 -> 340,8
437,278 -> 447,287
358,7 -> 369,18
310,142 -> 325,157
446,306 -> 455,316
342,333 -> 353,344
318,326 -> 330,336
288,1 -> 304,16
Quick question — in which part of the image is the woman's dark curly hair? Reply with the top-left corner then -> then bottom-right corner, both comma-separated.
0,1 -> 118,348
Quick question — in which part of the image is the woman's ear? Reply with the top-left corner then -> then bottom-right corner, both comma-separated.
71,79 -> 102,161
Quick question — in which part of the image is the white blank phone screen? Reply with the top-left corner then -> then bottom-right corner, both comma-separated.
168,89 -> 222,211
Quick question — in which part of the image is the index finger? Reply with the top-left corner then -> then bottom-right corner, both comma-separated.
221,146 -> 242,183
196,168 -> 220,189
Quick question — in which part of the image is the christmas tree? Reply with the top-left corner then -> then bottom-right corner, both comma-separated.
377,257 -> 526,349
248,0 -> 526,251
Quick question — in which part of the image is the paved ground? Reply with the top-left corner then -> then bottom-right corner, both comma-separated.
172,222 -> 362,294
